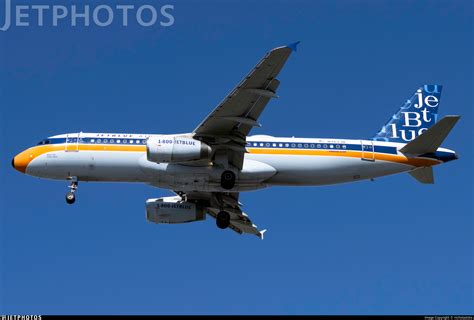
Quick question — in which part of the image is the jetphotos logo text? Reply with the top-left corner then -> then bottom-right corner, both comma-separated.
0,0 -> 175,31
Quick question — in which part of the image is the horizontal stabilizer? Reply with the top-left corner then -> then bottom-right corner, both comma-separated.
409,167 -> 434,184
400,115 -> 460,155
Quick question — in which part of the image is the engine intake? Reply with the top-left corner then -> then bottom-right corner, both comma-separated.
146,135 -> 211,163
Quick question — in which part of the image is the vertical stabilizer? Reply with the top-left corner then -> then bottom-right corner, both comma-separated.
373,85 -> 442,142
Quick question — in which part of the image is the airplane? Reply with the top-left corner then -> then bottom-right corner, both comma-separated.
12,42 -> 460,239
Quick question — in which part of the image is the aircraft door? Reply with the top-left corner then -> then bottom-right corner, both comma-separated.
361,140 -> 375,161
65,133 -> 80,152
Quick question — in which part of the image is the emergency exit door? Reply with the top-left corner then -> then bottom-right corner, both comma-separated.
361,140 -> 375,161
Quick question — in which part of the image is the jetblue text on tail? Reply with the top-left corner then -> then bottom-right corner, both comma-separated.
374,85 -> 442,142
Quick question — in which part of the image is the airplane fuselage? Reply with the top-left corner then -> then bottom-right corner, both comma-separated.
12,132 -> 457,192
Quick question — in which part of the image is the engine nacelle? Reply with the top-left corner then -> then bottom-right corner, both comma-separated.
146,196 -> 206,224
146,135 -> 211,163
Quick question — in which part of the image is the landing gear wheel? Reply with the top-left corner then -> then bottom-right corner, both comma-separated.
216,211 -> 230,229
220,170 -> 236,190
66,178 -> 78,204
65,192 -> 76,204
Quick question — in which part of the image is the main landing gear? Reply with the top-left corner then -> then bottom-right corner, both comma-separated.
220,170 -> 235,190
216,211 -> 230,229
65,178 -> 78,205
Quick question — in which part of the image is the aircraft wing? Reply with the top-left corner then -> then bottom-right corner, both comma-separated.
192,42 -> 299,169
185,191 -> 267,239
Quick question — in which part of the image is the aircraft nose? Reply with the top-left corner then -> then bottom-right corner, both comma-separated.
12,152 -> 30,173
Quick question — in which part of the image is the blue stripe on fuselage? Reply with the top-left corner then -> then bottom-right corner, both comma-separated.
41,138 -> 399,154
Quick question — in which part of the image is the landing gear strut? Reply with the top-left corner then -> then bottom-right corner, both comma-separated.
216,211 -> 230,229
65,178 -> 78,205
220,170 -> 235,190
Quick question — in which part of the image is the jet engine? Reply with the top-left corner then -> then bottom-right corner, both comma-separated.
146,196 -> 206,224
146,135 -> 211,163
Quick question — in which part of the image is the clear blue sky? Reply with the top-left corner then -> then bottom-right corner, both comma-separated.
1,0 -> 472,315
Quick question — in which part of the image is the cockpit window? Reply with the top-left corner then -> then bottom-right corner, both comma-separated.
37,139 -> 51,145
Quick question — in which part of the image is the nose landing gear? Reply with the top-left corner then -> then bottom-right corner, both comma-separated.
65,178 -> 78,204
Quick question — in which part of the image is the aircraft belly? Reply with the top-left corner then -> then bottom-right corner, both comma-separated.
27,148 -> 413,189
246,153 -> 413,186
140,157 -> 272,192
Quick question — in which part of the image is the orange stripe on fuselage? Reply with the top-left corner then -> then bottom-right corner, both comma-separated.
14,144 -> 146,173
246,148 -> 441,167
15,144 -> 440,173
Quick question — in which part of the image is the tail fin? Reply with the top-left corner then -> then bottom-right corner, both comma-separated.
373,85 -> 442,142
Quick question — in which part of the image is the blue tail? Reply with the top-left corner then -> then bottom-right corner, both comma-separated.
373,85 -> 442,142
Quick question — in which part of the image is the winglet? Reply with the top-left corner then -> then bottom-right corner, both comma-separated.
258,229 -> 267,240
286,41 -> 300,52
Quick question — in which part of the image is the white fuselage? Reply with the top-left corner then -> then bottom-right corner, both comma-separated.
13,132 -> 453,192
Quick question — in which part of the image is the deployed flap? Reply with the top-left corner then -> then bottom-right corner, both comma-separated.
184,191 -> 267,239
409,167 -> 434,184
207,207 -> 267,240
400,115 -> 460,155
